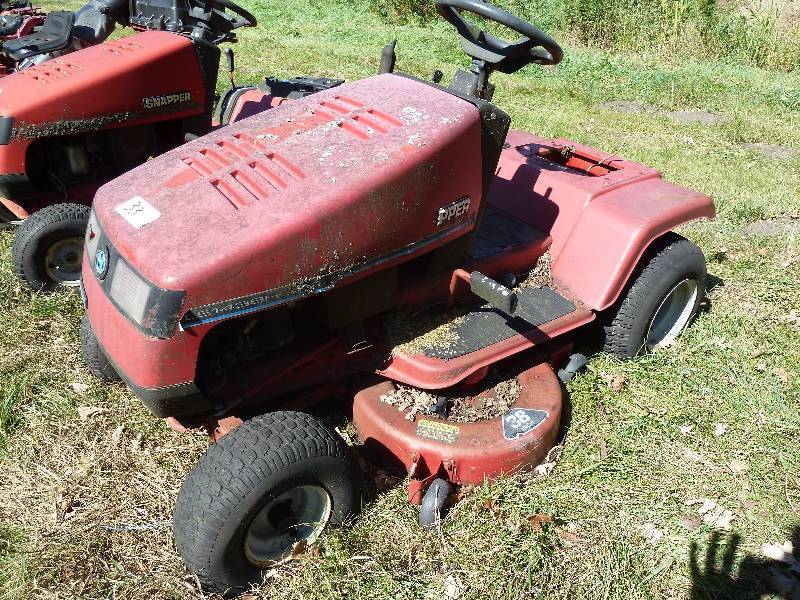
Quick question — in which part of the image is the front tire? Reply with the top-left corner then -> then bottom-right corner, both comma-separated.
80,314 -> 120,382
173,411 -> 360,596
12,203 -> 90,291
602,233 -> 706,358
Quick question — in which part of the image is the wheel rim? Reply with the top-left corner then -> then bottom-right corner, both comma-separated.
646,278 -> 698,350
43,237 -> 84,287
243,485 -> 332,567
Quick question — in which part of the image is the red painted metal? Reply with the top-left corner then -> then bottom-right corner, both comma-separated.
490,132 -> 716,310
225,90 -> 289,124
92,73 -> 482,311
353,356 -> 562,500
0,30 -> 206,214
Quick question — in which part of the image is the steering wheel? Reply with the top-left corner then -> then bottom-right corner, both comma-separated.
435,0 -> 562,73
210,0 -> 257,29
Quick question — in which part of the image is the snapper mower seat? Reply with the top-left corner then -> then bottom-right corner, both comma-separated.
0,14 -> 23,37
0,0 -> 30,10
3,10 -> 73,61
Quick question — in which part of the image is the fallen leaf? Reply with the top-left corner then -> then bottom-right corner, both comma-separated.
77,406 -> 106,421
681,515 -> 702,531
598,439 -> 609,459
483,498 -> 502,518
684,448 -> 715,468
713,423 -> 728,437
728,459 -> 748,474
641,522 -> 664,545
444,573 -> 464,600
601,372 -> 626,393
527,513 -> 553,533
71,382 -> 88,394
111,425 -> 124,444
687,498 -> 735,529
291,539 -> 309,558
762,541 -> 800,570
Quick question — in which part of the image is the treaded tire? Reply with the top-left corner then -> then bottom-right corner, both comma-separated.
11,203 -> 90,291
80,314 -> 120,382
602,233 -> 706,358
173,411 -> 360,597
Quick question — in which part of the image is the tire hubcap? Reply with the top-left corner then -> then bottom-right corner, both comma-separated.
646,278 -> 698,350
244,485 -> 332,567
44,237 -> 84,286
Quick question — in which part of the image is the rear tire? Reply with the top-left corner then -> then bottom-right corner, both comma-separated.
173,411 -> 360,596
80,314 -> 120,382
602,233 -> 706,358
12,203 -> 90,291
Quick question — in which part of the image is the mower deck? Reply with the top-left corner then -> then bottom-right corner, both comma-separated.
354,356 -> 563,503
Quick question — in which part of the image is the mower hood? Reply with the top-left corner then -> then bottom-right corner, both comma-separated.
0,30 -> 205,171
91,74 -> 485,329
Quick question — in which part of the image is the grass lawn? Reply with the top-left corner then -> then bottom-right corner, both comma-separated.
1,1 -> 798,598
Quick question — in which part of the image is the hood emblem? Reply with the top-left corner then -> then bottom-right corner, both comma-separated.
94,246 -> 109,280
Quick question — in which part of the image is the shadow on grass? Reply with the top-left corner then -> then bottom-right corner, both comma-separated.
689,526 -> 800,599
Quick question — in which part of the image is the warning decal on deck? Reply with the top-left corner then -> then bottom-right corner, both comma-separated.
416,420 -> 459,445
502,409 -> 548,441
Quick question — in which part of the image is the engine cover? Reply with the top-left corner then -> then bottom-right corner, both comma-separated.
92,74 -> 484,330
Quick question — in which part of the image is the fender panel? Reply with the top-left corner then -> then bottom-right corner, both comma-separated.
490,130 -> 715,311
551,181 -> 714,310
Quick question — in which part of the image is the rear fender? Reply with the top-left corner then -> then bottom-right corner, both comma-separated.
551,181 -> 715,310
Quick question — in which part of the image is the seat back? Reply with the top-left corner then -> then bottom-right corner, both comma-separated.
3,10 -> 74,61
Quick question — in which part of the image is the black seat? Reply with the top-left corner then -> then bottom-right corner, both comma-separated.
0,14 -> 23,37
0,0 -> 31,10
3,11 -> 74,61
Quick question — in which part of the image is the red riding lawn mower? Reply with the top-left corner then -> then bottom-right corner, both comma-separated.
2,0 -> 342,290
80,0 -> 715,594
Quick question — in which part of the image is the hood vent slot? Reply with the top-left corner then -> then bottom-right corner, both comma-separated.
183,139 -> 305,211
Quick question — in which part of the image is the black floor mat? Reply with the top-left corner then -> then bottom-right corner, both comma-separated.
424,287 -> 576,359
469,205 -> 547,260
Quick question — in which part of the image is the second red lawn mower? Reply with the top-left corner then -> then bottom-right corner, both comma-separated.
0,1 -> 46,53
80,0 -> 714,594
2,0 -> 342,291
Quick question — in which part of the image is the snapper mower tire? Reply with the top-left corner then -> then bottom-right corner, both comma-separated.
173,411 -> 360,596
12,203 -> 90,291
603,233 -> 706,357
80,314 -> 120,382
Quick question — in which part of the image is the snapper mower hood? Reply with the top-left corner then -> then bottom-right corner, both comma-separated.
90,74 -> 487,333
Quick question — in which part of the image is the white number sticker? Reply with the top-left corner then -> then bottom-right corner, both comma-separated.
115,196 -> 161,229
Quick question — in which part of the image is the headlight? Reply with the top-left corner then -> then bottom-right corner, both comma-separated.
109,259 -> 155,326
0,116 -> 13,146
86,213 -> 185,338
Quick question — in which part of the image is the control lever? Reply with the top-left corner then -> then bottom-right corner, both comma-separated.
470,271 -> 518,314
377,39 -> 396,75
224,47 -> 235,88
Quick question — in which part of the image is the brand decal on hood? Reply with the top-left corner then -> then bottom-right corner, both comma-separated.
142,91 -> 192,110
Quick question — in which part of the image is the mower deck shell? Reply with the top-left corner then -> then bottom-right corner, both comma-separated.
353,358 -> 562,498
